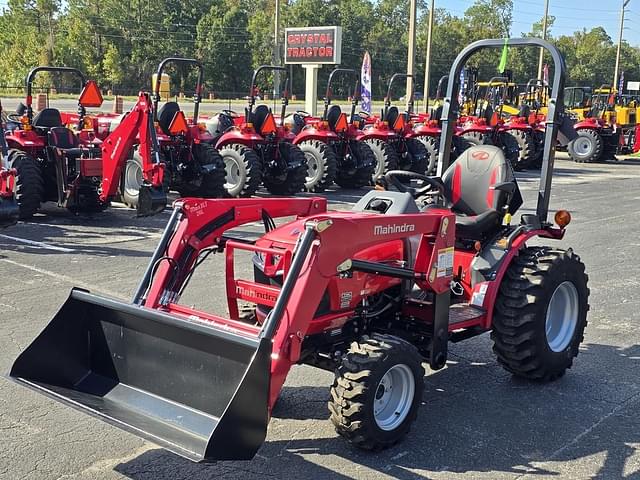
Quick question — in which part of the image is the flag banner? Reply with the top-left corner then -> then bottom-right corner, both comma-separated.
498,38 -> 509,73
458,68 -> 465,106
361,51 -> 372,114
619,71 -> 625,95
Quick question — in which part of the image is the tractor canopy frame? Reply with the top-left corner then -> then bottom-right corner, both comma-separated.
152,57 -> 205,125
323,68 -> 361,123
437,38 -> 569,223
248,65 -> 290,124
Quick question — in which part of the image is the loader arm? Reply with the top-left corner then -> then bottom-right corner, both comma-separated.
99,92 -> 165,206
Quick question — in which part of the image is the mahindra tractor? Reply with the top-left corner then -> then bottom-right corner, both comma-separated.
287,68 -> 376,190
0,100 -> 19,226
11,39 -> 590,463
207,66 -> 305,196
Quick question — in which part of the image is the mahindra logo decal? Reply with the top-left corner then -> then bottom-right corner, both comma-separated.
471,150 -> 490,160
236,285 -> 278,303
374,223 -> 416,235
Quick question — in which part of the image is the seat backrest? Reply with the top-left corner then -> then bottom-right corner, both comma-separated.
48,127 -> 79,149
326,105 -> 342,131
32,108 -> 62,129
157,101 -> 181,135
385,106 -> 399,127
251,105 -> 270,133
442,145 -> 520,216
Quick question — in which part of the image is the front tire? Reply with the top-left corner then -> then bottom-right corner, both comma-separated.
334,141 -> 376,189
262,143 -> 307,195
461,130 -> 493,148
502,129 -> 535,171
299,140 -> 337,193
121,148 -> 169,209
568,129 -> 603,163
9,151 -> 43,219
491,247 -> 589,382
177,143 -> 226,198
329,333 -> 424,451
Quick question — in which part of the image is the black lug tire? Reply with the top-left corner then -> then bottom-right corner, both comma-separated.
329,333 -> 424,451
502,129 -> 535,171
568,129 -> 603,163
404,138 -> 429,175
121,147 -> 170,209
299,140 -> 337,193
365,138 -> 399,182
415,135 -> 439,175
334,141 -> 376,189
177,143 -> 227,198
263,143 -> 307,195
461,131 -> 493,148
491,247 -> 590,382
9,151 -> 43,219
219,144 -> 262,197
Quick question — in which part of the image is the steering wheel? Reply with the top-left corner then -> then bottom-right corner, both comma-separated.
384,170 -> 445,199
295,110 -> 311,117
7,113 -> 22,123
220,109 -> 239,118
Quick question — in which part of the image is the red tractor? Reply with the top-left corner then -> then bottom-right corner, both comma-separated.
11,39 -> 590,462
288,68 -> 376,191
0,100 -> 19,226
5,66 -> 107,218
208,66 -> 305,196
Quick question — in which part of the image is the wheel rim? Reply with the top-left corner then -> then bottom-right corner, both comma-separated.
304,151 -> 321,184
124,161 -> 143,198
573,137 -> 593,156
545,281 -> 580,352
224,156 -> 242,191
373,364 -> 415,431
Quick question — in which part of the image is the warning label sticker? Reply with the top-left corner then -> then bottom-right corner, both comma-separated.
471,282 -> 489,307
437,247 -> 454,278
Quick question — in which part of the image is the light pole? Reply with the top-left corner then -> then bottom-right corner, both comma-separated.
537,0 -> 549,80
406,0 -> 417,110
423,0 -> 435,112
274,0 -> 281,97
614,0 -> 631,91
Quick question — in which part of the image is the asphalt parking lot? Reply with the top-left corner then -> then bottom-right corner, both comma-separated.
1,154 -> 639,480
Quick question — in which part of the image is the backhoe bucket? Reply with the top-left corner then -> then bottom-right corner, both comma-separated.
0,197 -> 19,227
136,182 -> 167,216
9,289 -> 271,462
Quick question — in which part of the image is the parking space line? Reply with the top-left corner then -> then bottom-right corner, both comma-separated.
0,234 -> 75,252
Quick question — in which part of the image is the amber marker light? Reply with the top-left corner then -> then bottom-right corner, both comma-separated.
555,210 -> 572,228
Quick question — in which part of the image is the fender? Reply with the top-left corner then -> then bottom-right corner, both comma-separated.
5,130 -> 46,149
468,227 -> 565,330
357,127 -> 398,142
293,126 -> 339,144
574,118 -> 604,130
215,128 -> 264,149
413,123 -> 441,136
459,125 -> 493,135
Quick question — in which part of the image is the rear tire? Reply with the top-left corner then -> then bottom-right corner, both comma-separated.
502,129 -> 535,171
263,143 -> 307,195
568,129 -> 603,163
9,151 -> 43,219
299,140 -> 337,193
334,141 -> 376,189
329,333 -> 424,451
365,138 -> 399,182
219,143 -> 262,197
416,135 -> 439,175
177,143 -> 227,198
121,148 -> 169,209
404,138 -> 428,175
491,247 -> 589,382
461,131 -> 493,148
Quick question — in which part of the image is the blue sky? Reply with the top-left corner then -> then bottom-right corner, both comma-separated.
439,0 -> 639,46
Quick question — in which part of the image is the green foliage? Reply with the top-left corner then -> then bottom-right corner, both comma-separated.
0,0 -> 637,99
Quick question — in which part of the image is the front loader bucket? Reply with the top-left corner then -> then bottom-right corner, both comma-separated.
136,182 -> 167,217
0,197 -> 19,227
9,289 -> 271,462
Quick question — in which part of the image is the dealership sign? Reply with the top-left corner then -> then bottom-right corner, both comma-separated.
285,26 -> 342,64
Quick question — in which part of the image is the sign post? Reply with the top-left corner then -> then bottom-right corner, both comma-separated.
285,26 -> 342,117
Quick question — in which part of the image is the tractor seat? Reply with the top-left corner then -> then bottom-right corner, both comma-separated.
385,106 -> 399,127
32,108 -> 63,129
251,105 -> 271,134
441,145 -> 521,240
48,127 -> 100,159
326,105 -> 342,131
157,102 -> 181,135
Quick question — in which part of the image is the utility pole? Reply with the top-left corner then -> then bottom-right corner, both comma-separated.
614,0 -> 631,90
406,0 -> 417,111
423,0 -> 435,112
537,0 -> 549,80
274,0 -> 281,97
